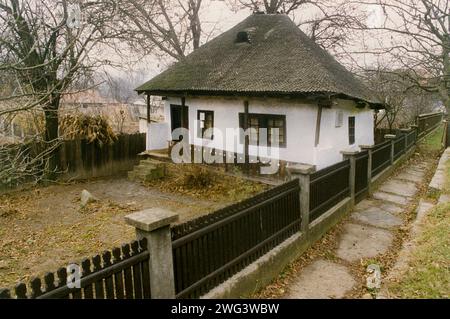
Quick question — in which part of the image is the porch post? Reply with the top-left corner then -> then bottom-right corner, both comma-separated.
360,145 -> 374,194
146,94 -> 151,123
243,100 -> 249,174
287,164 -> 316,234
125,208 -> 179,299
384,134 -> 396,164
341,150 -> 358,206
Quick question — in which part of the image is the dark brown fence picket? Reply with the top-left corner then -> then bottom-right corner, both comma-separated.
0,239 -> 149,299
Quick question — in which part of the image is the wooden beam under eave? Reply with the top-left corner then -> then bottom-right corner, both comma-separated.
244,100 -> 249,173
146,94 -> 151,123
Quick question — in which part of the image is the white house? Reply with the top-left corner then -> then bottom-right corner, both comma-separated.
135,13 -> 383,170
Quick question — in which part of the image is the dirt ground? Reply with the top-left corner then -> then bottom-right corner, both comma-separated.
0,172 -> 266,288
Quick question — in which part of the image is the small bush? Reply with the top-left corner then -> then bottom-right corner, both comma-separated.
182,166 -> 214,188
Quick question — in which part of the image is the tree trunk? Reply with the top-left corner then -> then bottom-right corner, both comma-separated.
43,95 -> 60,179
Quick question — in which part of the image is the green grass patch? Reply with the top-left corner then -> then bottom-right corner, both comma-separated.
388,202 -> 450,298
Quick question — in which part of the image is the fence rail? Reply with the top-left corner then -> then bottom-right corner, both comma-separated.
0,239 -> 150,299
171,180 -> 300,299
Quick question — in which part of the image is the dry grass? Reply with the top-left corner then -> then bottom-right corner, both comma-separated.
144,163 -> 269,203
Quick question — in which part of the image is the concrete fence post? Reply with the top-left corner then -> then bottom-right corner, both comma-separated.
125,208 -> 179,299
287,164 -> 316,235
360,145 -> 374,195
341,150 -> 358,206
384,134 -> 396,165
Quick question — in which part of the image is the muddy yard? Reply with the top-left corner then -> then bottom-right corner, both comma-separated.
0,171 -> 267,288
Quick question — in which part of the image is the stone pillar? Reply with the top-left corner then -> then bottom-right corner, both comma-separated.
341,150 -> 358,206
125,208 -> 179,299
360,145 -> 374,195
287,164 -> 316,234
384,134 -> 396,165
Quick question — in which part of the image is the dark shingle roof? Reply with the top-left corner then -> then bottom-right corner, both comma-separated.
136,14 -> 382,107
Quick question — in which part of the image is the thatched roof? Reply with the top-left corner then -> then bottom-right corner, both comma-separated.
136,14 -> 382,108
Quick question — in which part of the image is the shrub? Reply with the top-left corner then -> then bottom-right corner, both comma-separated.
182,166 -> 214,189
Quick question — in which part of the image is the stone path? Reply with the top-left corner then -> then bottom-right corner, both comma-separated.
284,159 -> 433,299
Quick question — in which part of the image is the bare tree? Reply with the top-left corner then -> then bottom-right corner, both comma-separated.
0,0 -> 119,173
351,0 -> 450,114
364,65 -> 438,131
118,0 -> 203,61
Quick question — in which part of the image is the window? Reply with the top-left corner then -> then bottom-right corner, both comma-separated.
197,110 -> 214,139
335,110 -> 343,127
348,116 -> 355,145
239,113 -> 286,147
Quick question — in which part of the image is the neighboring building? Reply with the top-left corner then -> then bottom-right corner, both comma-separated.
61,89 -> 142,134
135,14 -> 383,169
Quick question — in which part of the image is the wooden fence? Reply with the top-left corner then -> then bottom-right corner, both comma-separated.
371,140 -> 392,177
309,160 -> 350,222
58,133 -> 146,177
354,150 -> 369,201
170,179 -> 300,299
0,133 -> 146,189
374,111 -> 443,143
0,239 -> 150,299
417,112 -> 443,138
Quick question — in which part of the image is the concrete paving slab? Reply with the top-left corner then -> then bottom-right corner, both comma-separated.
402,168 -> 425,178
395,172 -> 423,183
378,202 -> 404,215
285,259 -> 355,299
351,209 -> 403,229
373,191 -> 409,205
336,223 -> 393,262
379,179 -> 417,197
354,199 -> 379,212
438,194 -> 450,204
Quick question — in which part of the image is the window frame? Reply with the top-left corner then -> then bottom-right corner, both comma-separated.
348,116 -> 355,145
238,113 -> 287,148
197,110 -> 214,139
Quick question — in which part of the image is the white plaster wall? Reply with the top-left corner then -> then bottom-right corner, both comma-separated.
147,122 -> 170,150
160,96 -> 374,169
314,99 -> 374,168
